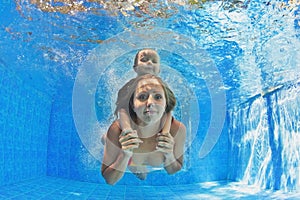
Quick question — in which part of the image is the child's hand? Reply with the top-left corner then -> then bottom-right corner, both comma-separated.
119,130 -> 143,154
156,132 -> 174,154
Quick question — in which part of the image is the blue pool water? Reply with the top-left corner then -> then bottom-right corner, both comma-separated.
1,0 -> 300,199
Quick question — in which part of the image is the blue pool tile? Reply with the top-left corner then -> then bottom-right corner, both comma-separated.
0,177 -> 299,199
0,188 -> 21,198
8,193 -> 37,200
39,194 -> 67,200
10,194 -> 40,200
87,196 -> 106,200
88,194 -> 109,199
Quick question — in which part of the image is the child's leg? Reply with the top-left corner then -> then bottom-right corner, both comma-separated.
119,108 -> 134,134
161,112 -> 172,134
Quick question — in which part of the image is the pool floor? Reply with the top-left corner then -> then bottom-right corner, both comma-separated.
0,176 -> 299,200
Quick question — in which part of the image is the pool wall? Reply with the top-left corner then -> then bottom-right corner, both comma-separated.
0,66 -> 51,186
228,82 -> 300,191
0,63 -> 229,186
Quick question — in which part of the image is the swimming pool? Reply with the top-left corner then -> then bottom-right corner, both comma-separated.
0,0 -> 300,199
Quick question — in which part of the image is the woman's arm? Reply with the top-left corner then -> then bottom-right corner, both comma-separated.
101,121 -> 142,185
157,119 -> 186,174
101,122 -> 130,185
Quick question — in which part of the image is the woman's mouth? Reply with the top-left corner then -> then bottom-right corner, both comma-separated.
144,109 -> 156,115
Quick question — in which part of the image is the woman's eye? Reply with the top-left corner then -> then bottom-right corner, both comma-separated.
138,94 -> 148,101
154,94 -> 163,100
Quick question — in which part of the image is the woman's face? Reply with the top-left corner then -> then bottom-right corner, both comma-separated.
133,78 -> 166,125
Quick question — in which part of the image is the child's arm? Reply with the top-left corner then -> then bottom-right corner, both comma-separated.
119,108 -> 133,134
161,112 -> 172,134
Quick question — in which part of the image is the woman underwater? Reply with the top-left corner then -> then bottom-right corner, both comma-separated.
101,74 -> 186,185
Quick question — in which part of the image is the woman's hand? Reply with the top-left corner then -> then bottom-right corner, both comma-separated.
156,132 -> 175,155
118,130 -> 143,155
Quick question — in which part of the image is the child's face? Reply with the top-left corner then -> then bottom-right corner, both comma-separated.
134,50 -> 160,76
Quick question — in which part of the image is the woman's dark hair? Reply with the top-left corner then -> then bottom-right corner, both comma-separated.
115,74 -> 176,123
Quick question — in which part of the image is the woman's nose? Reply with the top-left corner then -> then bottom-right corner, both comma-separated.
146,96 -> 155,107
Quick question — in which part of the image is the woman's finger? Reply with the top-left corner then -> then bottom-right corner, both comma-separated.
156,132 -> 174,153
157,141 -> 173,149
122,143 -> 140,150
157,133 -> 174,144
156,146 -> 173,153
122,138 -> 143,146
157,136 -> 174,144
119,133 -> 143,151
119,132 -> 140,143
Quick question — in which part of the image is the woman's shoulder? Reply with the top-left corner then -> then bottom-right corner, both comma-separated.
170,118 -> 186,136
107,120 -> 122,138
171,117 -> 186,127
109,120 -> 121,130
